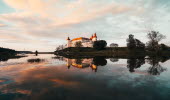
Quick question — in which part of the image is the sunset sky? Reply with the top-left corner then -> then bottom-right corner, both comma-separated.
0,0 -> 170,52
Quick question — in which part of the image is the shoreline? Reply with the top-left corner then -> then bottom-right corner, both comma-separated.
55,47 -> 170,58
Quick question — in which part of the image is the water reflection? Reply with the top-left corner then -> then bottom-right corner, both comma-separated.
66,57 -> 107,72
127,57 -> 145,72
110,58 -> 119,63
62,56 -> 170,75
0,54 -> 170,100
0,78 -> 10,85
27,58 -> 45,63
0,56 -> 25,62
147,56 -> 168,75
126,56 -> 169,75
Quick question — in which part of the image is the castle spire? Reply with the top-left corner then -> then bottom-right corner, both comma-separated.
93,33 -> 97,38
67,37 -> 70,40
90,34 -> 93,40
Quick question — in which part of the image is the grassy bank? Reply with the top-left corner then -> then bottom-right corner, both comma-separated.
55,47 -> 149,58
56,47 -> 170,58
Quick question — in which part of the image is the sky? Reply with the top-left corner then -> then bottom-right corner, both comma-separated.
0,0 -> 170,52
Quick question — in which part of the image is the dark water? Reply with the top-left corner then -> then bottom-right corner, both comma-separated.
0,54 -> 170,100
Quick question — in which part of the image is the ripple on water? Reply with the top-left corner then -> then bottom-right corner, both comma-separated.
0,78 -> 13,85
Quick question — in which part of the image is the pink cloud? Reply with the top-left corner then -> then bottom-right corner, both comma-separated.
0,23 -> 6,27
3,0 -> 132,25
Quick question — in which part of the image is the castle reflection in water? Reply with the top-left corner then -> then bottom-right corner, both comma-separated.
62,56 -> 109,72
66,58 -> 98,72
59,56 -> 169,75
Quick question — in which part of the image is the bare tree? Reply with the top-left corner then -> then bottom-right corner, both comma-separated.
147,31 -> 166,43
56,45 -> 65,51
146,31 -> 166,51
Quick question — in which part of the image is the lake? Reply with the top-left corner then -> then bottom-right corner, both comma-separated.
0,54 -> 170,100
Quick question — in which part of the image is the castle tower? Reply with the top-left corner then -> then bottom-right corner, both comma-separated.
90,34 -> 93,40
66,58 -> 72,69
92,33 -> 97,41
67,37 -> 71,47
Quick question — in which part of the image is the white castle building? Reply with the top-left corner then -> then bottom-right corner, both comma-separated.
66,33 -> 97,47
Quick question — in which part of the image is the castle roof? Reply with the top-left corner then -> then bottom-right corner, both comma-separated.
72,37 -> 91,41
69,33 -> 97,41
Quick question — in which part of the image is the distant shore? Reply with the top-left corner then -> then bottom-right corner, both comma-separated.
55,47 -> 170,58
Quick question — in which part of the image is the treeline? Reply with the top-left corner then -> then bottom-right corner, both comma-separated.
92,31 -> 170,52
0,47 -> 17,61
0,47 -> 16,55
126,31 -> 170,55
55,30 -> 170,56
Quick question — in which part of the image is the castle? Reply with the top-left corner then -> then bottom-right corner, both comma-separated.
67,33 -> 97,47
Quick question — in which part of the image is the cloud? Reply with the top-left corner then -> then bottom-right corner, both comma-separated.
3,0 -> 132,25
0,0 -> 134,51
1,0 -> 170,51
0,23 -> 6,27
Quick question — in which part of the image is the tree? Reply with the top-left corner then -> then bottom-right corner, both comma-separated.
127,34 -> 136,49
75,41 -> 82,47
110,43 -> 118,47
93,40 -> 107,50
135,39 -> 145,50
160,44 -> 169,51
56,45 -> 64,51
127,34 -> 145,50
146,31 -> 166,51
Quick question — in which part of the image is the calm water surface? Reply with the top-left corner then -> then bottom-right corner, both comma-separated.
0,54 -> 170,100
